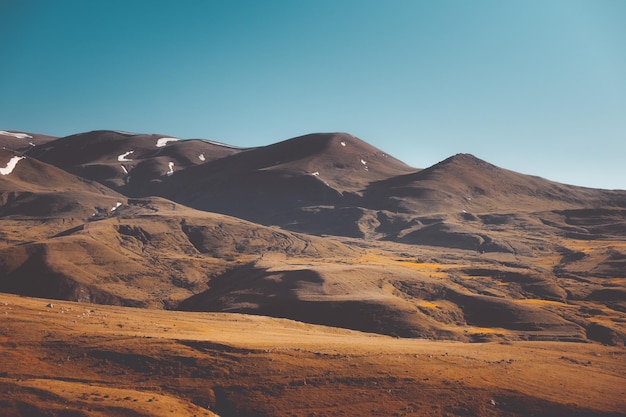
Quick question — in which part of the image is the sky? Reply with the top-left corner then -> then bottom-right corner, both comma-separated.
1,0 -> 625,190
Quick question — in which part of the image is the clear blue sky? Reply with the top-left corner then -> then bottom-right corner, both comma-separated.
1,0 -> 625,189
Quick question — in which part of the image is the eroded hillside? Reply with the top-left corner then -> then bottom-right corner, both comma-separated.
1,131 -> 624,345
1,129 -> 626,416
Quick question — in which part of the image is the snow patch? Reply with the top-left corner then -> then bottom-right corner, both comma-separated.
340,141 -> 346,147
156,137 -> 179,147
166,162 -> 175,176
0,130 -> 32,139
111,202 -> 122,212
198,153 -> 206,161
311,171 -> 320,176
360,159 -> 367,165
29,142 -> 36,147
120,165 -> 128,174
117,151 -> 134,162
0,156 -> 25,175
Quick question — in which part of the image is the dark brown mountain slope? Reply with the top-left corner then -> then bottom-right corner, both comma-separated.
159,139 -> 625,241
0,149 -> 114,196
158,132 -> 415,223
0,192 -> 356,309
356,153 -> 626,250
0,129 -> 57,152
1,129 -> 624,345
13,130 -> 625,242
0,149 -> 124,244
364,153 -> 625,215
25,130 -> 242,195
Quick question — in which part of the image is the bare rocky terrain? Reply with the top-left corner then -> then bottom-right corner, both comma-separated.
1,128 -> 625,416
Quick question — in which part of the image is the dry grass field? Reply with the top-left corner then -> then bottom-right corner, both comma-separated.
1,293 -> 625,417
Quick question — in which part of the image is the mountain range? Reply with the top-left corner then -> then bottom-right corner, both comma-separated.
1,128 -> 625,344
2,128 -> 626,416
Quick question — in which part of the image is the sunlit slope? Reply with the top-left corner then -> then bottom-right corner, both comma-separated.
0,293 -> 624,417
1,129 -> 625,344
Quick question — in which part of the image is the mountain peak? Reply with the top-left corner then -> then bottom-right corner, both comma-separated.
436,153 -> 494,168
413,153 -> 501,183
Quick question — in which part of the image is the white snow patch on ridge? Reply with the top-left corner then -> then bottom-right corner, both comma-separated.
166,162 -> 175,176
340,141 -> 346,147
118,151 -> 134,162
198,153 -> 206,161
156,137 -> 179,147
111,202 -> 122,212
0,130 -> 32,139
0,156 -> 25,175
120,165 -> 128,174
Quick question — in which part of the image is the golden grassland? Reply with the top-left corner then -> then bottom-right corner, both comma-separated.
0,292 -> 625,417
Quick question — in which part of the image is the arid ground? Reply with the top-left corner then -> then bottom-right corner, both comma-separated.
1,129 -> 625,416
1,293 -> 625,417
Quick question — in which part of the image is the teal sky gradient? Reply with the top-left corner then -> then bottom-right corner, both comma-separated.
1,0 -> 625,189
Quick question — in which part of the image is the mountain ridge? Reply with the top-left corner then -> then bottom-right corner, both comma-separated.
1,128 -> 625,346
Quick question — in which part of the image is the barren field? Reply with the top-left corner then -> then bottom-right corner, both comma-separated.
1,293 -> 624,417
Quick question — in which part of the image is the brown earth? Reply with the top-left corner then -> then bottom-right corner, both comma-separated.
0,130 -> 57,152
0,293 -> 624,417
24,130 -> 243,196
1,130 -> 625,415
